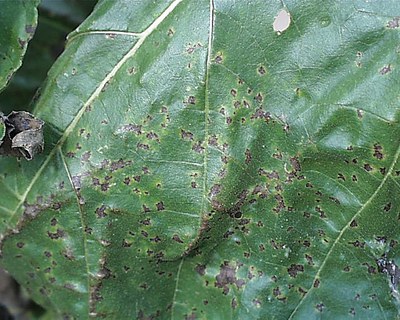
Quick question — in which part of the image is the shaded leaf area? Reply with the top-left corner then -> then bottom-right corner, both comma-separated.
0,0 -> 400,319
0,0 -> 40,92
0,0 -> 98,114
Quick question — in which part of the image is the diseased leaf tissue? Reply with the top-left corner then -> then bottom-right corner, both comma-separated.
0,0 -> 400,319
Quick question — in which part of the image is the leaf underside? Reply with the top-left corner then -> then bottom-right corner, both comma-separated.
1,0 -> 400,319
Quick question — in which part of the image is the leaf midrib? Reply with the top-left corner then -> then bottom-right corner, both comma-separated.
170,0 -> 215,318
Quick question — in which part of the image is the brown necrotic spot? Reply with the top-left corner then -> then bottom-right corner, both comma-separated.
137,143 -> 150,150
350,220 -> 358,227
251,108 -> 271,122
95,205 -> 107,218
47,229 -> 65,240
254,93 -> 263,103
245,149 -> 252,164
287,264 -> 304,278
314,279 -> 320,288
100,182 -> 110,192
195,264 -> 206,276
172,234 -> 184,243
110,159 -> 131,171
258,66 -> 266,75
156,201 -> 165,211
16,242 -> 25,248
373,144 -> 384,159
121,124 -> 142,134
380,65 -> 392,75
363,163 -> 373,172
192,142 -> 205,153
187,96 -> 196,105
209,184 -> 221,197
316,303 -> 324,312
383,202 -> 392,212
181,129 -> 193,140
214,54 -> 223,63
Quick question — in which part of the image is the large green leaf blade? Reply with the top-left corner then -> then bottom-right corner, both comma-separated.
0,0 -> 40,92
1,0 -> 400,319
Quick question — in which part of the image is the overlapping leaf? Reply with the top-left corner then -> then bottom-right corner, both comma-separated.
0,0 -> 40,92
0,0 -> 400,319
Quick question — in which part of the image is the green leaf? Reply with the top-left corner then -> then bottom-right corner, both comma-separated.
0,0 -> 97,114
0,0 -> 40,92
0,117 -> 5,142
1,0 -> 400,319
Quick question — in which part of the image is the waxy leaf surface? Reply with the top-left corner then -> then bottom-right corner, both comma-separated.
1,0 -> 400,319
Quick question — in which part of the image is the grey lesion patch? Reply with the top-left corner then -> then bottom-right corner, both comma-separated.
379,64 -> 392,75
387,17 -> 400,28
215,261 -> 246,295
0,111 -> 44,160
376,255 -> 400,301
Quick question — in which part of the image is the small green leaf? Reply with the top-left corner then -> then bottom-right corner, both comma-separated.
0,0 -> 40,92
0,117 -> 5,143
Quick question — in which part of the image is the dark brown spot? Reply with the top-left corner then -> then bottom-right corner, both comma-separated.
350,220 -> 358,227
192,142 -> 205,153
258,66 -> 266,75
251,108 -> 271,122
156,201 -> 165,211
380,65 -> 391,75
137,143 -> 150,150
305,254 -> 314,265
100,182 -> 110,191
195,264 -> 206,276
47,229 -> 65,240
373,144 -> 384,159
363,163 -> 373,172
16,242 -> 25,248
110,159 -> 131,171
96,205 -> 107,218
121,124 -> 142,134
337,173 -> 346,181
316,303 -> 324,312
172,234 -> 184,243
209,184 -> 221,197
384,202 -> 392,212
245,149 -> 252,164
181,129 -> 194,140
254,93 -> 263,103
287,264 -> 304,278
215,55 -> 223,63
187,96 -> 196,105
230,89 -> 237,97
314,279 -> 320,288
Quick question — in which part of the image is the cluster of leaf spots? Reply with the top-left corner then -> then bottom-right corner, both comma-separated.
1,1 -> 400,319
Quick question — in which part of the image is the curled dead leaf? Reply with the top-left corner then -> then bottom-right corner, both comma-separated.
0,111 -> 44,160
